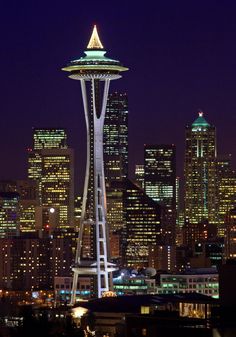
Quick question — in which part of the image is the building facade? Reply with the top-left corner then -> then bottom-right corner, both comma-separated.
28,128 -> 74,230
0,192 -> 20,238
217,158 -> 236,232
144,144 -> 176,245
144,144 -> 176,209
104,92 -> 128,183
123,179 -> 162,267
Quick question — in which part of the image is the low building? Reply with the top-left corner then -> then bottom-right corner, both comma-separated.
72,294 -> 218,337
113,276 -> 156,295
157,269 -> 218,298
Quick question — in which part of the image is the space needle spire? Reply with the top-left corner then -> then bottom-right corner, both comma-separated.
62,26 -> 128,304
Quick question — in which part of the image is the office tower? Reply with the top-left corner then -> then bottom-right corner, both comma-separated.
225,208 -> 236,259
149,245 -> 176,272
104,93 -> 128,261
106,180 -> 124,232
123,179 -> 162,267
183,219 -> 210,248
176,176 -> 180,224
28,128 -> 74,230
62,25 -> 128,301
16,180 -> 38,233
0,192 -> 20,238
135,164 -> 145,189
0,180 -> 38,234
104,92 -> 128,182
217,158 -> 236,234
33,128 -> 67,149
184,112 -> 218,224
144,144 -> 176,209
144,144 -> 176,245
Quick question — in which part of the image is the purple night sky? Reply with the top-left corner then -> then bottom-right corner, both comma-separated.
1,0 -> 236,194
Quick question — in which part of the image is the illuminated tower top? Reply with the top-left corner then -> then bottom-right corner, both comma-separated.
87,25 -> 104,50
192,111 -> 210,129
62,25 -> 128,79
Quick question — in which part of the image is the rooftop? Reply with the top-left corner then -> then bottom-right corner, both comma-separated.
75,294 -> 217,313
192,112 -> 210,128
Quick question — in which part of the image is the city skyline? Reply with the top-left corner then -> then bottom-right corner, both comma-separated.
1,1 -> 236,190
1,14 -> 236,335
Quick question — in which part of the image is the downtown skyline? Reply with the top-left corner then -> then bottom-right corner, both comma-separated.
1,16 -> 236,335
1,0 -> 236,192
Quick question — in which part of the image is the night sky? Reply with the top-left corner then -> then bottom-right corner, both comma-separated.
1,0 -> 236,194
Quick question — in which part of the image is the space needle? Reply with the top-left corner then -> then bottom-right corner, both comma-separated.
62,26 -> 128,303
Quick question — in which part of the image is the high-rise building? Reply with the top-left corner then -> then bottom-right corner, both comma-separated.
217,158 -> 236,229
106,181 -> 124,232
144,144 -> 176,245
184,112 -> 218,224
28,128 -> 74,230
33,128 -> 67,150
104,92 -> 128,182
176,176 -> 180,225
17,181 -> 38,233
123,179 -> 162,267
0,180 -> 38,234
0,192 -> 20,238
104,93 -> 128,261
149,245 -> 176,272
0,231 -> 77,290
144,144 -> 176,210
135,164 -> 145,189
225,208 -> 236,259
62,25 -> 128,301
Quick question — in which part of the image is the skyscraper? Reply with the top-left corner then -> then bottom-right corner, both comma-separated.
104,93 -> 128,262
0,180 -> 38,234
144,145 -> 176,245
104,92 -> 128,182
144,144 -> 176,210
225,208 -> 236,259
33,128 -> 67,150
62,26 -> 128,301
184,112 -> 218,224
16,180 -> 38,233
123,179 -> 162,267
0,192 -> 20,238
217,158 -> 236,229
135,164 -> 145,189
28,128 -> 74,230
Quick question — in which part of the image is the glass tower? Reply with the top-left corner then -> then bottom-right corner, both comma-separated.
104,92 -> 128,182
28,128 -> 74,230
0,192 -> 20,238
123,179 -> 162,267
184,112 -> 218,224
144,144 -> 176,210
